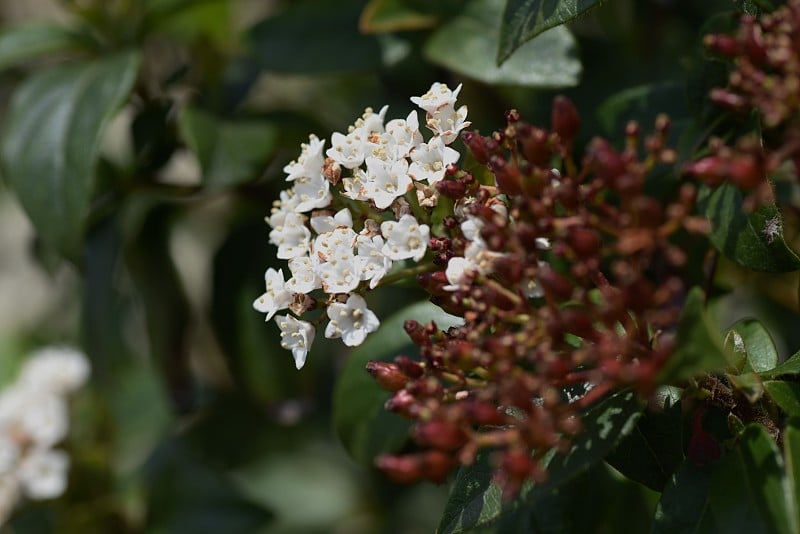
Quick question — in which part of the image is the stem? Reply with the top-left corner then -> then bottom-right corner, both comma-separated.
377,261 -> 437,287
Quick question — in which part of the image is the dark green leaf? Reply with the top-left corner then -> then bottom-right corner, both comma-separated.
709,425 -> 799,534
651,460 -> 713,534
333,301 -> 462,464
249,1 -> 382,73
424,0 -> 580,87
725,319 -> 779,373
498,0 -> 606,64
785,419 -> 800,528
359,0 -> 439,33
178,108 -> 278,189
658,287 -> 731,383
0,24 -> 90,71
606,391 -> 684,491
733,0 -> 777,16
765,381 -> 800,416
760,350 -> 800,379
699,183 -> 800,273
727,372 -> 764,403
438,389 -> 642,533
597,81 -> 688,137
0,52 -> 140,258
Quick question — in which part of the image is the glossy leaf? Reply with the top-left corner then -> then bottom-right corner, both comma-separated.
498,0 -> 606,64
249,1 -> 382,74
0,24 -> 89,72
709,425 -> 799,534
699,183 -> 800,273
596,81 -> 688,137
333,301 -> 462,464
177,108 -> 279,189
0,52 -> 140,257
438,389 -> 642,533
765,381 -> 800,417
425,0 -> 580,87
726,319 -> 779,373
760,350 -> 800,379
658,287 -> 730,383
652,460 -> 714,534
359,0 -> 438,33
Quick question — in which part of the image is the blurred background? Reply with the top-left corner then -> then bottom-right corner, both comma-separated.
0,0 -> 798,532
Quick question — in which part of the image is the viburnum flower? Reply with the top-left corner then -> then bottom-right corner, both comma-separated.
253,268 -> 292,321
16,449 -> 69,500
409,136 -> 460,184
410,82 -> 462,113
283,134 -> 326,180
380,215 -> 430,261
325,294 -> 380,346
276,314 -> 315,370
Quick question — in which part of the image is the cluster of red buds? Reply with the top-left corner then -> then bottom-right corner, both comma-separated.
369,97 -> 711,496
686,0 -> 800,206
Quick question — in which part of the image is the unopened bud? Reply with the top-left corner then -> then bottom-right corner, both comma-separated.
414,420 -> 467,451
366,361 -> 408,392
551,96 -> 580,144
436,178 -> 468,200
710,88 -> 747,111
488,155 -> 523,195
462,131 -> 491,164
703,34 -> 740,56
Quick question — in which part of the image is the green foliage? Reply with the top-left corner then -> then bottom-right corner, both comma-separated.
425,0 -> 580,87
498,0 -> 605,64
0,52 -> 140,258
0,24 -> 92,71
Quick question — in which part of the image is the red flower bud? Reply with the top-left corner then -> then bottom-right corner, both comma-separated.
414,420 -> 467,451
436,178 -> 468,200
488,155 -> 523,195
688,406 -> 721,466
538,267 -> 574,301
728,154 -> 763,189
683,156 -> 726,186
710,88 -> 747,111
366,361 -> 408,392
567,228 -> 602,258
377,452 -> 452,484
703,34 -> 740,57
462,131 -> 491,164
520,127 -> 553,167
417,270 -> 450,296
551,96 -> 580,145
466,401 -> 507,426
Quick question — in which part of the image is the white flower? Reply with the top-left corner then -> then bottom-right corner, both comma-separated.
364,157 -> 413,210
409,136 -> 460,185
318,253 -> 361,294
0,436 -> 20,475
444,256 -> 479,291
17,448 -> 69,500
341,168 -> 370,201
283,135 -> 325,181
310,208 -> 353,234
293,173 -> 332,212
267,189 -> 301,229
354,105 -> 389,136
356,234 -> 393,289
324,294 -> 380,347
411,82 -> 463,113
18,347 -> 90,394
253,268 -> 293,321
285,255 -> 321,294
381,214 -> 430,262
18,391 -> 69,448
426,103 -> 471,144
276,315 -> 315,369
313,227 -> 358,263
269,212 -> 311,260
326,130 -> 367,169
385,111 -> 423,159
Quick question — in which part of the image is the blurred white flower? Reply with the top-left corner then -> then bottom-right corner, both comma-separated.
17,449 -> 69,500
253,268 -> 293,321
19,346 -> 90,394
276,315 -> 315,370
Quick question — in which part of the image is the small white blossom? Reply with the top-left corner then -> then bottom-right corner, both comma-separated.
283,135 -> 325,181
293,173 -> 332,212
356,234 -> 393,289
18,347 -> 90,394
269,212 -> 311,260
341,168 -> 370,201
310,208 -> 353,235
409,136 -> 460,184
314,227 -> 358,263
253,268 -> 293,321
385,111 -> 424,159
318,253 -> 361,294
411,82 -> 463,113
17,449 -> 69,500
267,189 -> 301,229
285,255 -> 322,294
381,214 -> 430,262
325,294 -> 380,347
444,256 -> 479,291
426,103 -> 471,144
276,315 -> 315,369
364,157 -> 413,210
327,130 -> 367,170
354,105 -> 389,136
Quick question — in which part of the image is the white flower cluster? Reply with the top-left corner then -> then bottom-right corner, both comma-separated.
0,347 -> 90,525
255,83 -> 471,369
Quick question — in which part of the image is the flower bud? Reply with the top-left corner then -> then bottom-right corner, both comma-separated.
703,34 -> 740,56
488,155 -> 523,195
568,228 -> 602,258
728,154 -> 763,189
417,270 -> 450,296
366,361 -> 408,392
466,401 -> 507,426
551,96 -> 580,145
436,178 -> 468,200
710,88 -> 747,111
538,267 -> 574,301
414,420 -> 467,451
404,320 -> 428,346
683,156 -> 726,186
520,127 -> 553,167
462,131 -> 491,164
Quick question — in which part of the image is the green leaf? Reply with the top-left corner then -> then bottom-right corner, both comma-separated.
727,372 -> 764,403
0,52 -> 140,258
605,391 -> 684,491
0,24 -> 90,72
498,0 -> 606,64
658,287 -> 731,383
438,389 -> 642,533
760,350 -> 800,380
652,460 -> 715,534
699,183 -> 800,273
359,0 -> 438,33
332,301 -> 462,464
785,419 -> 800,529
726,319 -> 779,373
249,0 -> 382,74
177,108 -> 278,189
709,424 -> 799,534
765,381 -> 800,417
597,81 -> 688,137
424,0 -> 580,88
